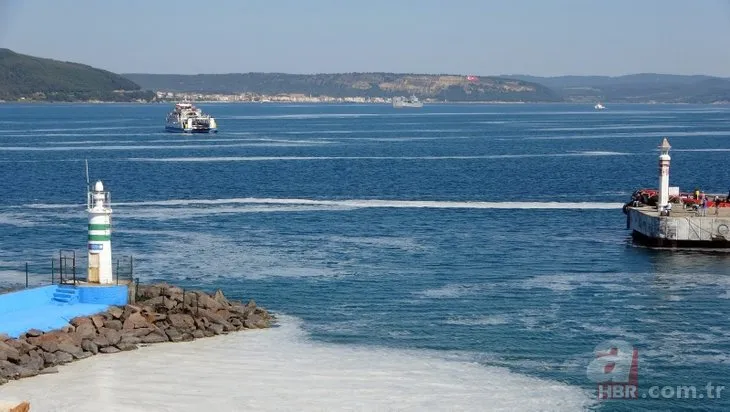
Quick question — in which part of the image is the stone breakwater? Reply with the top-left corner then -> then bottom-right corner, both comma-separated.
0,284 -> 273,385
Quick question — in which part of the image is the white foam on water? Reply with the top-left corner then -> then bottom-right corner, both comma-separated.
109,197 -> 622,211
0,141 -> 318,151
416,283 -> 486,299
222,113 -> 382,120
445,315 -> 510,326
0,212 -> 39,227
126,152 -> 636,162
120,230 -> 340,281
327,235 -> 428,252
536,124 -> 692,131
572,151 -> 630,156
116,204 -> 357,220
0,125 -> 149,134
718,290 -> 730,299
40,140 -> 139,145
23,197 -> 623,213
675,148 -> 730,152
0,317 -> 594,411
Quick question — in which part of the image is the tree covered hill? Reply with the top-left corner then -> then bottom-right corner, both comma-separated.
504,73 -> 730,104
0,49 -> 154,102
123,72 -> 562,102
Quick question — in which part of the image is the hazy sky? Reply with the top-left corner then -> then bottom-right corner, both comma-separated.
1,0 -> 730,76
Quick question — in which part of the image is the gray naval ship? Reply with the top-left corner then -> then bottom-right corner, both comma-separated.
392,95 -> 423,108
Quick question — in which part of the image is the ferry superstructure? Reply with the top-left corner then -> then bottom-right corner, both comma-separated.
393,96 -> 424,108
165,102 -> 217,133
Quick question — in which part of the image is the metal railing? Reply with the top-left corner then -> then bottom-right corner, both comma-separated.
1,251 -> 136,293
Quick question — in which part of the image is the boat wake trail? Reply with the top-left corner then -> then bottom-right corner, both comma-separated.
105,197 -> 622,210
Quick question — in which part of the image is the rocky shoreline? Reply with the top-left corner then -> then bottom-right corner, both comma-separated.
0,284 -> 274,386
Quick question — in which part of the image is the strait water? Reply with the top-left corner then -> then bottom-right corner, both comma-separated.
1,103 -> 730,411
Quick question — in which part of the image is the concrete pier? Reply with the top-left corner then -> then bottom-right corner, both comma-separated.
628,206 -> 730,248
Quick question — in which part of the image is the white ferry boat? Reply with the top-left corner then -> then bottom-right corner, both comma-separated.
594,102 -> 606,110
165,102 -> 217,133
393,96 -> 423,108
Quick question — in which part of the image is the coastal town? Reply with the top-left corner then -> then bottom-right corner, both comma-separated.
155,91 -> 394,104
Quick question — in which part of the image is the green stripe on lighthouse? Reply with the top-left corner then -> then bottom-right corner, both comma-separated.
88,224 -> 111,231
88,234 -> 111,241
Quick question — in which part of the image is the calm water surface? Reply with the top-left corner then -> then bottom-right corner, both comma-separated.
1,103 -> 730,411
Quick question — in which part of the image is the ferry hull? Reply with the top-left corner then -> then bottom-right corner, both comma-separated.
393,103 -> 423,108
165,125 -> 217,134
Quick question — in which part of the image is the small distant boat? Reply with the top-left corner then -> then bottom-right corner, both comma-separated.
165,102 -> 217,133
393,96 -> 423,108
594,103 -> 606,110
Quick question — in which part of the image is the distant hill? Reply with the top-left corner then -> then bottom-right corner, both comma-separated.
122,72 -> 561,102
503,73 -> 730,104
0,49 -> 154,102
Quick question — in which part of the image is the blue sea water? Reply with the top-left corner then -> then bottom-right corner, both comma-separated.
1,102 -> 730,411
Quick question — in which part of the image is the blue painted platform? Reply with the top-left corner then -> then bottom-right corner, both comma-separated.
0,284 -> 128,338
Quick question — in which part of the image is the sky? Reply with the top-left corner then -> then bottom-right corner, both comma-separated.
1,0 -> 730,76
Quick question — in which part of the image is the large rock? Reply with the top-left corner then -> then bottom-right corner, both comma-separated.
70,317 -> 92,328
24,351 -> 44,371
115,342 -> 137,351
5,340 -> 35,356
92,335 -> 111,348
139,285 -> 162,300
207,324 -> 224,335
0,360 -> 20,379
122,312 -> 149,330
121,304 -> 142,321
25,329 -> 43,338
196,293 -> 223,311
168,314 -> 196,331
103,319 -> 123,331
75,323 -> 96,340
119,334 -> 141,345
102,329 -> 121,346
213,289 -> 230,307
81,340 -> 98,355
17,366 -> 39,378
245,313 -> 271,329
160,285 -> 183,298
107,306 -> 124,319
0,342 -> 20,363
90,315 -> 106,330
56,342 -> 82,357
198,309 -> 234,331
142,295 -> 165,309
99,346 -> 120,354
73,351 -> 93,360
53,351 -> 73,364
41,351 -> 57,367
165,328 -> 184,343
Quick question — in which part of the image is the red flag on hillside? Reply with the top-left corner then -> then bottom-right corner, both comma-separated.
466,75 -> 479,82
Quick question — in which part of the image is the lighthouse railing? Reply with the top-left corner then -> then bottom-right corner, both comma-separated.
114,255 -> 134,285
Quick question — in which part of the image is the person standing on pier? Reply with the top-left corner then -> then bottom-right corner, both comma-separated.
715,196 -> 721,216
701,195 -> 708,216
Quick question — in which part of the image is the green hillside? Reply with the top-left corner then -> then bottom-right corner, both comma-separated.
504,73 -> 730,103
0,49 -> 154,102
123,72 -> 561,102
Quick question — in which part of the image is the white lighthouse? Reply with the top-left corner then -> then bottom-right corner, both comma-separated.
657,138 -> 671,209
87,180 -> 113,284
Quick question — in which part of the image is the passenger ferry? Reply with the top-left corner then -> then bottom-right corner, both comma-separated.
165,102 -> 217,133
